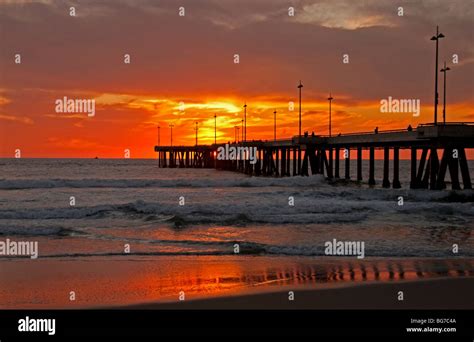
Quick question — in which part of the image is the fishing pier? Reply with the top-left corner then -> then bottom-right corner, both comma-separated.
155,123 -> 473,190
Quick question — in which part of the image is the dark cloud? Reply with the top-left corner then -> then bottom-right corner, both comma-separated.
1,0 -> 472,103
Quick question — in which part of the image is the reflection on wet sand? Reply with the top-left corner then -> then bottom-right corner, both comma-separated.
0,257 -> 472,309
226,259 -> 473,288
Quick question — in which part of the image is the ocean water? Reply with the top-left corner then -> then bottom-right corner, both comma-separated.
1,158 -> 473,308
0,158 -> 473,259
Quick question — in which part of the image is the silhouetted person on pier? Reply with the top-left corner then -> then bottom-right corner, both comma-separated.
304,131 -> 308,137
374,127 -> 379,134
338,133 -> 341,136
311,131 -> 315,137
407,124 -> 413,131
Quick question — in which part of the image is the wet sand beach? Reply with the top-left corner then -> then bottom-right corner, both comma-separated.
1,255 -> 472,309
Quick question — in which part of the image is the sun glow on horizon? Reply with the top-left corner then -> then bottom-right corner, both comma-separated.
1,89 -> 473,158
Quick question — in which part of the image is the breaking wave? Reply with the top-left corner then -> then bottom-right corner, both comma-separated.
0,176 -> 326,190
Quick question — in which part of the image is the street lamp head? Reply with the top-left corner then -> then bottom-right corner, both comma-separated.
430,35 -> 437,41
328,96 -> 333,101
438,33 -> 445,38
298,80 -> 303,88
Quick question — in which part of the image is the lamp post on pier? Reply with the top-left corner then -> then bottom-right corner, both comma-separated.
214,114 -> 217,144
195,121 -> 198,146
298,80 -> 303,137
431,25 -> 445,125
274,110 -> 277,141
327,93 -> 334,137
243,103 -> 247,142
169,124 -> 174,147
440,61 -> 450,125
157,125 -> 160,146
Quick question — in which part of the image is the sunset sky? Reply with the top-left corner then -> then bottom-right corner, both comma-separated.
1,0 -> 473,158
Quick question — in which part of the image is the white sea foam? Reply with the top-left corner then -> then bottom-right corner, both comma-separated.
0,175 -> 327,189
